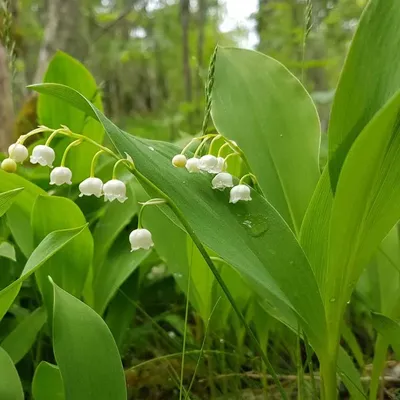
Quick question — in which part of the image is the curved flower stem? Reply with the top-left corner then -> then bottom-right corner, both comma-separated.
60,139 -> 82,166
90,150 -> 104,177
180,134 -> 213,155
217,142 -> 233,158
45,128 -> 66,146
132,168 -> 288,400
208,134 -> 222,155
112,158 -> 134,179
194,137 -> 210,158
239,173 -> 258,185
18,126 -> 53,144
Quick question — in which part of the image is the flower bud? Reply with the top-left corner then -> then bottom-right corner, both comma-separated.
8,143 -> 28,163
79,177 -> 103,198
199,155 -> 218,173
1,158 -> 17,173
50,166 -> 72,186
185,157 -> 200,173
172,154 -> 187,168
229,184 -> 252,204
30,145 -> 55,167
212,172 -> 234,190
103,179 -> 127,203
129,228 -> 154,251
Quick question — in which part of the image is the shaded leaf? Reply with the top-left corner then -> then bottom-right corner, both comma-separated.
32,362 -> 64,400
51,280 -> 127,400
0,347 -> 24,400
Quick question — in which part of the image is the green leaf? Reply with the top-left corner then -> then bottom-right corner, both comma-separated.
337,347 -> 365,400
371,313 -> 400,356
0,242 -> 16,261
93,235 -> 149,315
51,280 -> 127,400
32,362 -> 64,400
28,83 -> 327,354
31,196 -> 93,307
325,91 -> 400,336
212,47 -> 321,234
0,188 -> 24,217
38,51 -> 104,182
0,225 -> 87,321
328,0 -> 400,188
299,168 -> 333,289
0,170 -> 47,257
0,347 -> 24,400
1,307 -> 47,364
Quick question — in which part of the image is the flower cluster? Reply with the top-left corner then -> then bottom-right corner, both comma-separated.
171,135 -> 254,204
2,125 -> 153,253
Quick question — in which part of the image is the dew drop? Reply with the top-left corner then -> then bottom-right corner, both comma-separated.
173,272 -> 183,279
219,338 -> 224,343
346,300 -> 351,305
148,146 -> 155,151
329,297 -> 336,303
279,134 -> 283,138
238,214 -> 269,237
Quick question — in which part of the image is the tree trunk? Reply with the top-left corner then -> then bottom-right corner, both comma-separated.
34,0 -> 83,83
180,0 -> 193,109
0,44 -> 14,151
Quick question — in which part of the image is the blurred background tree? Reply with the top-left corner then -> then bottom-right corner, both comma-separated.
1,0 -> 367,150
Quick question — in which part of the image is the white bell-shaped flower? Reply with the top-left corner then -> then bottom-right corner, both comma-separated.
1,158 -> 17,173
212,172 -> 234,190
8,143 -> 28,163
103,179 -> 127,203
30,145 -> 55,167
79,177 -> 103,198
229,184 -> 252,204
129,228 -> 154,251
50,166 -> 72,186
172,154 -> 187,168
185,157 -> 200,173
199,155 -> 218,173
209,157 -> 226,174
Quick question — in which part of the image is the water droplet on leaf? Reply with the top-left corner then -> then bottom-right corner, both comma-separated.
148,146 -> 155,151
173,272 -> 183,279
329,297 -> 336,303
239,214 -> 269,237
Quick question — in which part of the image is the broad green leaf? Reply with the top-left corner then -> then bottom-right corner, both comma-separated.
337,347 -> 365,400
32,362 -> 64,400
93,236 -> 149,315
0,242 -> 16,261
1,307 -> 47,364
29,82 -> 327,354
0,188 -> 24,217
328,0 -> 400,188
31,196 -> 93,307
0,225 -> 87,321
0,170 -> 47,257
212,47 -> 320,234
51,281 -> 127,400
0,347 -> 24,400
143,202 -> 215,323
38,51 -> 104,182
299,168 -> 333,289
326,91 -> 400,337
371,313 -> 400,356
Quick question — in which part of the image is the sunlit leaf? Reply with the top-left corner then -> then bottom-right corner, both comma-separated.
328,0 -> 400,188
212,47 -> 321,234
